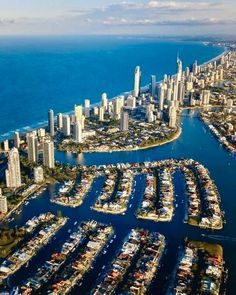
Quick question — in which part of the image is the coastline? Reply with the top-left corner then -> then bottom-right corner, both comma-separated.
77,127 -> 182,154
0,44 -> 227,142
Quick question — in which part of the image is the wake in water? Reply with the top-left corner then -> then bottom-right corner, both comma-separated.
202,234 -> 236,242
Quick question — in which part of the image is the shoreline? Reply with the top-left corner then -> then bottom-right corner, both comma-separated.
0,45 -> 228,142
64,127 -> 182,154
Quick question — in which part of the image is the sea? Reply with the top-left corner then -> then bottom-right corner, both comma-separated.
0,36 -> 223,139
1,36 -> 236,294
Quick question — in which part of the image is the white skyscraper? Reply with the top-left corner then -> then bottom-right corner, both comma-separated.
133,66 -> 141,97
37,128 -> 46,138
126,96 -> 136,109
74,105 -> 83,123
27,133 -> 38,163
3,140 -> 9,152
5,148 -> 22,188
48,109 -> 55,137
62,115 -> 71,136
120,111 -> 129,131
101,93 -> 108,110
177,56 -> 183,82
98,106 -> 104,121
14,132 -> 20,149
73,122 -> 83,143
169,106 -> 177,128
43,140 -> 55,169
0,189 -> 7,214
84,99 -> 90,118
57,113 -> 63,129
201,90 -> 210,106
34,166 -> 44,184
158,83 -> 166,111
113,97 -> 123,119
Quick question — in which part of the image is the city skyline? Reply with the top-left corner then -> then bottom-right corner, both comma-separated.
0,0 -> 236,36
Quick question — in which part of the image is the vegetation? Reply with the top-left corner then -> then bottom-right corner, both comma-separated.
190,240 -> 223,257
0,228 -> 26,258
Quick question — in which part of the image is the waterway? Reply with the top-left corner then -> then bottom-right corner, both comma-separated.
2,109 -> 235,294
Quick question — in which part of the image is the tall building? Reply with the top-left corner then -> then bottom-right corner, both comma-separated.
57,113 -> 63,129
126,96 -> 136,109
133,66 -> 141,97
169,106 -> 177,128
81,115 -> 85,130
34,166 -> 44,184
150,75 -> 157,97
101,93 -> 108,110
98,106 -> 104,121
3,140 -> 9,152
62,115 -> 71,136
172,81 -> 178,101
27,133 -> 38,163
0,189 -> 7,214
74,105 -> 83,123
73,122 -> 83,143
5,148 -> 22,188
43,140 -> 55,169
14,132 -> 20,149
93,106 -> 99,116
201,90 -> 210,106
113,97 -> 123,119
158,83 -> 166,111
37,128 -> 46,138
177,56 -> 183,82
84,99 -> 90,118
48,109 -> 55,137
120,111 -> 129,131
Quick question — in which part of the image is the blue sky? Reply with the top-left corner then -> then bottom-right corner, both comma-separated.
0,0 -> 235,35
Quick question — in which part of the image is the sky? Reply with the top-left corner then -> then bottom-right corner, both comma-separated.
0,0 -> 235,36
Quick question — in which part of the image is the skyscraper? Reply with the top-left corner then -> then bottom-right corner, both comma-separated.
98,106 -> 104,121
3,140 -> 9,152
201,90 -> 211,106
177,56 -> 183,82
126,96 -> 136,109
150,75 -> 157,97
48,109 -> 55,137
62,115 -> 71,136
120,111 -> 129,131
73,122 -> 83,143
101,93 -> 108,110
57,113 -> 63,129
84,99 -> 90,118
158,83 -> 166,111
34,166 -> 44,183
134,66 -> 141,97
74,105 -> 83,123
5,147 -> 22,188
14,131 -> 20,149
0,189 -> 7,214
27,133 -> 38,163
43,140 -> 55,169
169,106 -> 177,128
113,97 -> 123,119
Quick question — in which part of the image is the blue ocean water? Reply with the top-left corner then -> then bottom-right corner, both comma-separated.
0,36 -> 223,138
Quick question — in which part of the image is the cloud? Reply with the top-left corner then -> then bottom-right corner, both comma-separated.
102,17 -> 236,26
146,1 -> 222,10
105,1 -> 223,12
0,18 -> 16,25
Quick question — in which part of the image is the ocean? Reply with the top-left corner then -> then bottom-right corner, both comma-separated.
0,36 -> 224,139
